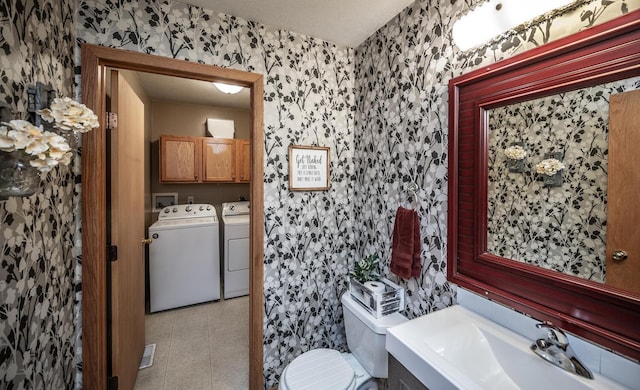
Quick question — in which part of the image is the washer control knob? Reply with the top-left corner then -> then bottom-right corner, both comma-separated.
185,206 -> 192,212
163,208 -> 170,214
207,206 -> 211,210
199,206 -> 204,211
172,207 -> 178,213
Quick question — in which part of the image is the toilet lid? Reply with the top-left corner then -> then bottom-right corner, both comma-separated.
283,349 -> 356,390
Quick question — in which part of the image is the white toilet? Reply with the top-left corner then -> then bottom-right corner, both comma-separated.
278,293 -> 408,390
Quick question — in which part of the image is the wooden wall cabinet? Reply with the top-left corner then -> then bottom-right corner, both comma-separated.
236,139 -> 251,182
202,138 -> 235,182
160,135 -> 202,182
159,135 -> 250,184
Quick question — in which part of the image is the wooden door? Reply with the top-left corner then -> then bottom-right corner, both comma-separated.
110,70 -> 146,389
606,89 -> 640,294
160,135 -> 201,182
236,139 -> 251,182
203,138 -> 235,181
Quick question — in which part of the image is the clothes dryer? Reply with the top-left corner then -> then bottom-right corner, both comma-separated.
148,204 -> 220,312
221,201 -> 250,298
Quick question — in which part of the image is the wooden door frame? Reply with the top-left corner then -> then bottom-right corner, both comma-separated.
80,43 -> 265,390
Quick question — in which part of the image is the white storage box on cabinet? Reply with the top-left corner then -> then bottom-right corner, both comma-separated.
206,118 -> 234,138
349,277 -> 404,318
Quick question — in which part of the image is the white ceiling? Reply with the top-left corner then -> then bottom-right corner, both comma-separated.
180,0 -> 415,47
137,72 -> 250,109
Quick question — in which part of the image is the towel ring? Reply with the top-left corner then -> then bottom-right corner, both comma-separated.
406,182 -> 419,209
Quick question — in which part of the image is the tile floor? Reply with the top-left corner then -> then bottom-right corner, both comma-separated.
134,296 -> 250,390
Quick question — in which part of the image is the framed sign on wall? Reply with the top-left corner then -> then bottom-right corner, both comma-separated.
289,145 -> 330,191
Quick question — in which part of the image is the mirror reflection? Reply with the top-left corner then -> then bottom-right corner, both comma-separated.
486,76 -> 640,289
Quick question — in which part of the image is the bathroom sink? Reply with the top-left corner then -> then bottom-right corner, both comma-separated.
386,305 -> 625,390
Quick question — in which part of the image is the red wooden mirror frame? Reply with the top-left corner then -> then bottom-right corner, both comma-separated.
448,10 -> 640,360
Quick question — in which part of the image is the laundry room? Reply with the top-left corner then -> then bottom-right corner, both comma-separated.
147,75 -> 251,218
106,68 -> 252,389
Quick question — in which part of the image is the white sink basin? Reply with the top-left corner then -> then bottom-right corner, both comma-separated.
386,305 -> 625,390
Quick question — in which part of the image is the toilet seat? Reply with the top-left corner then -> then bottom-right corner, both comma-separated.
282,349 -> 356,390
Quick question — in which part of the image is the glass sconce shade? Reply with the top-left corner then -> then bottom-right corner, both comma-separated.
543,171 -> 563,187
508,158 -> 525,173
0,151 -> 40,200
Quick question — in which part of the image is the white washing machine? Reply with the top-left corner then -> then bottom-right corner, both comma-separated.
221,201 -> 250,298
148,204 -> 220,312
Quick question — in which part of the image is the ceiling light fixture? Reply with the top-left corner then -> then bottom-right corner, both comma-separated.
452,0 -> 575,51
213,82 -> 244,94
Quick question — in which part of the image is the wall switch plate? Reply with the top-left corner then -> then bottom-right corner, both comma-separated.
187,196 -> 194,204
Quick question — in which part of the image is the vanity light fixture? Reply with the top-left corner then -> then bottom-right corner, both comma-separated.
452,0 -> 575,51
213,82 -> 244,94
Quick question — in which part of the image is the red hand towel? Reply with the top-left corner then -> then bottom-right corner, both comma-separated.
390,207 -> 421,279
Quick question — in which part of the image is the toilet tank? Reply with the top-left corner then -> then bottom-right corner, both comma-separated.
341,293 -> 407,378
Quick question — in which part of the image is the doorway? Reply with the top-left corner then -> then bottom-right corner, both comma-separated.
80,44 -> 265,390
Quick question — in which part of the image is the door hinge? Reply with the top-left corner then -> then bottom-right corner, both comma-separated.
107,376 -> 118,390
106,112 -> 118,130
108,245 -> 118,262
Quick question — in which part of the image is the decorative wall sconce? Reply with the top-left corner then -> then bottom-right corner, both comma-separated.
452,0 -> 575,51
504,142 -> 526,173
0,92 -> 99,201
535,152 -> 565,187
27,82 -> 56,126
1,101 -> 38,199
0,150 -> 41,200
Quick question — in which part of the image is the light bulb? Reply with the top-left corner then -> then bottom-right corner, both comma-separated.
213,82 -> 244,94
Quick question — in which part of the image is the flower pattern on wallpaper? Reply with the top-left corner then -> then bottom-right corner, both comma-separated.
0,0 -> 635,388
353,0 -> 638,329
0,1 -> 78,389
75,0 -> 639,387
487,77 -> 640,282
354,2 -> 456,318
77,0 -> 356,387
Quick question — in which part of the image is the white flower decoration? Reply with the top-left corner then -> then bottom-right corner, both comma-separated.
5,120 -> 45,151
1,120 -> 72,173
2,97 -> 98,174
535,158 -> 565,176
504,145 -> 526,160
38,97 -> 99,133
0,125 -> 14,151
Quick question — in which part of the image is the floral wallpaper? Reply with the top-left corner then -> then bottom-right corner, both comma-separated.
0,0 -> 79,389
353,1 -> 456,318
76,0 -> 356,387
2,0 -> 637,388
73,0 -> 638,388
353,0 -> 638,329
487,76 -> 640,282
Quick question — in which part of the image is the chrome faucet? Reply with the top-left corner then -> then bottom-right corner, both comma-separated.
531,322 -> 594,379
